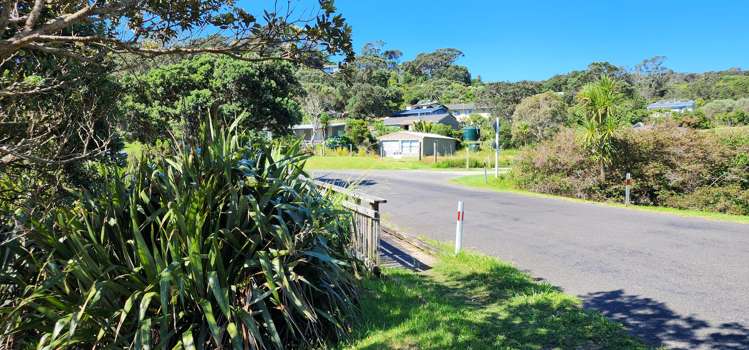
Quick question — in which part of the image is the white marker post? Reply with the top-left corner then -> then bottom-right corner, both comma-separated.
455,201 -> 464,255
625,173 -> 632,206
494,117 -> 500,178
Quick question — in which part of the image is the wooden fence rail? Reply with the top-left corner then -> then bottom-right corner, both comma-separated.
313,180 -> 386,268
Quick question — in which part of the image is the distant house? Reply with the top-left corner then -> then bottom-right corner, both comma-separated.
292,122 -> 345,143
647,100 -> 695,113
377,131 -> 457,159
384,104 -> 460,130
445,102 -> 492,121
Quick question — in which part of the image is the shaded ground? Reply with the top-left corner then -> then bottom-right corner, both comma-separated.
340,248 -> 646,349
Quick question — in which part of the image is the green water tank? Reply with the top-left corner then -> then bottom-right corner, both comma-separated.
462,127 -> 480,141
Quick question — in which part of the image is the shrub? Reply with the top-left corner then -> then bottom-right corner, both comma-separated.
345,119 -> 376,150
326,135 -> 354,150
514,125 -> 749,214
0,122 -> 359,348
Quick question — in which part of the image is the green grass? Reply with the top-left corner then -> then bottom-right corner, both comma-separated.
339,246 -> 648,349
305,148 -> 518,170
451,175 -> 749,224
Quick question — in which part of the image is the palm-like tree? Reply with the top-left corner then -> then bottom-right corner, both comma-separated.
575,76 -> 624,180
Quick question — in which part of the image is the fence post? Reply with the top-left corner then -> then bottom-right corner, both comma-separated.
455,201 -> 464,255
465,146 -> 469,169
625,172 -> 632,206
433,141 -> 437,162
484,165 -> 488,184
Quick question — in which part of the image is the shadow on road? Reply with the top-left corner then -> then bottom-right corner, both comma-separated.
582,290 -> 749,349
314,176 -> 378,189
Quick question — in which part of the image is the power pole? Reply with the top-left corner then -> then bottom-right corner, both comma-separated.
494,117 -> 500,178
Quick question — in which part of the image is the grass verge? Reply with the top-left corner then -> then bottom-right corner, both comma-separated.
305,149 -> 518,171
340,246 -> 648,349
451,175 -> 749,224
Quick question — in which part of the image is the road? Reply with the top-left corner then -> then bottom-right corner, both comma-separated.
313,170 -> 749,349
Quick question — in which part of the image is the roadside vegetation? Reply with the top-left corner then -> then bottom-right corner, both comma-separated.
1,122 -> 362,348
452,175 -> 749,224
341,245 -> 648,349
305,147 -> 518,170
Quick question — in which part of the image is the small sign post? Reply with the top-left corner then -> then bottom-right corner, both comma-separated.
455,201 -> 464,255
465,146 -> 469,169
625,173 -> 632,206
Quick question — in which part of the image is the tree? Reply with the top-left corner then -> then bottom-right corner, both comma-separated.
403,48 -> 465,80
120,55 -> 304,142
0,0 -> 353,209
0,0 -> 353,96
574,76 -> 625,180
511,92 -> 567,146
345,83 -> 402,119
478,80 -> 542,119
633,56 -> 672,100
301,85 -> 335,141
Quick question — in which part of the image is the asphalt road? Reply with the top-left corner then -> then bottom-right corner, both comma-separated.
313,170 -> 749,349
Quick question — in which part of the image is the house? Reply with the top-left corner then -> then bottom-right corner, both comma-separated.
384,103 -> 460,130
383,112 -> 460,130
292,122 -> 345,143
647,100 -> 695,113
445,102 -> 492,121
377,131 -> 457,159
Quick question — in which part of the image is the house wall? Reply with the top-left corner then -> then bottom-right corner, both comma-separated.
421,137 -> 455,157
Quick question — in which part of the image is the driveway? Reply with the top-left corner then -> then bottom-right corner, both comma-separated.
313,170 -> 749,349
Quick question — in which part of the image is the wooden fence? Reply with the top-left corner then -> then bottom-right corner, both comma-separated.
313,180 -> 386,268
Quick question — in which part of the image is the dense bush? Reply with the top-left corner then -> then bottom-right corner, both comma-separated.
0,123 -> 359,348
514,125 -> 749,214
511,91 -> 567,146
345,118 -> 376,150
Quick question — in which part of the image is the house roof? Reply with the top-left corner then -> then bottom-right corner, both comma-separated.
647,100 -> 695,110
392,106 -> 449,117
292,122 -> 345,130
445,103 -> 476,110
377,131 -> 457,141
382,113 -> 455,126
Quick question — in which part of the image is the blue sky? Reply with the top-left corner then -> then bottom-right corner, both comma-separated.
330,0 -> 749,82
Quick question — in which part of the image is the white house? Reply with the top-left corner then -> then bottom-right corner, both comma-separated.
445,103 -> 492,121
292,122 -> 345,143
377,131 -> 457,159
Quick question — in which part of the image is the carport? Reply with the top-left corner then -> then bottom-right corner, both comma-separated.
377,131 -> 456,159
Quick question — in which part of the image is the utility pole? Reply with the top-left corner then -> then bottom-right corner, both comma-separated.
494,117 -> 500,178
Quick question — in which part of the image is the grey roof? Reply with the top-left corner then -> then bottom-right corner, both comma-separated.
383,113 -> 454,126
445,103 -> 476,110
378,131 -> 457,141
392,106 -> 449,117
647,100 -> 695,110
292,122 -> 345,130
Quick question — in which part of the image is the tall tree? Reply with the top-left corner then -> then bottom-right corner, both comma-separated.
574,76 -> 624,180
633,56 -> 672,100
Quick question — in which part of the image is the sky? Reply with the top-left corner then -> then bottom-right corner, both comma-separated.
328,0 -> 749,82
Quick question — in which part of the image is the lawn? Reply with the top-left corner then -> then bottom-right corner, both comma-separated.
452,175 -> 749,224
340,246 -> 647,349
305,148 -> 518,170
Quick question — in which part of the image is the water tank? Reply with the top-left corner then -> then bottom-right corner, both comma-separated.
462,127 -> 480,141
